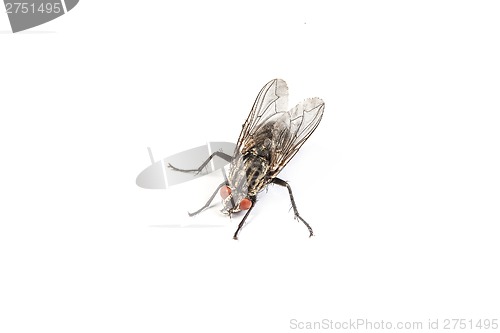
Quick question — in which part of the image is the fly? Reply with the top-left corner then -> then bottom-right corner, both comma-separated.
169,79 -> 325,239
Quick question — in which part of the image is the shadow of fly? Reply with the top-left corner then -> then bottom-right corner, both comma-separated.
169,79 -> 325,239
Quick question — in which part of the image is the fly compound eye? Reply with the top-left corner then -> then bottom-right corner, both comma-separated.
239,198 -> 252,210
220,186 -> 232,199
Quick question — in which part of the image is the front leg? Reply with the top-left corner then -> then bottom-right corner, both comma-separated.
233,199 -> 256,240
188,181 -> 227,217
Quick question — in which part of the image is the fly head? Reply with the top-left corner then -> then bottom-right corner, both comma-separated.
219,184 -> 252,215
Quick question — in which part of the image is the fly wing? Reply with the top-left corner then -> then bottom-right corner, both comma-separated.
269,97 -> 325,177
236,79 -> 288,154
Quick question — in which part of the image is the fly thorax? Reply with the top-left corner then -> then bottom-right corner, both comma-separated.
244,154 -> 270,196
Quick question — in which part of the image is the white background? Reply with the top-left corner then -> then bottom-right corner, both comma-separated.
1,1 -> 499,332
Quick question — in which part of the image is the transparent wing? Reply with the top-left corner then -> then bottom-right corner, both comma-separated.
269,97 -> 325,177
236,79 -> 288,154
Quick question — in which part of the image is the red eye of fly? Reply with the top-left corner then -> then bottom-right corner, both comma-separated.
239,198 -> 252,210
220,186 -> 232,199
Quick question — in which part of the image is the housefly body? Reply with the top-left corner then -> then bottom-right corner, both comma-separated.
169,79 -> 325,239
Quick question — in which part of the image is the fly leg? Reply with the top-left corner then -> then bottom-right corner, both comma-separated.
168,151 -> 233,174
189,181 -> 227,216
272,178 -> 314,237
233,202 -> 256,240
